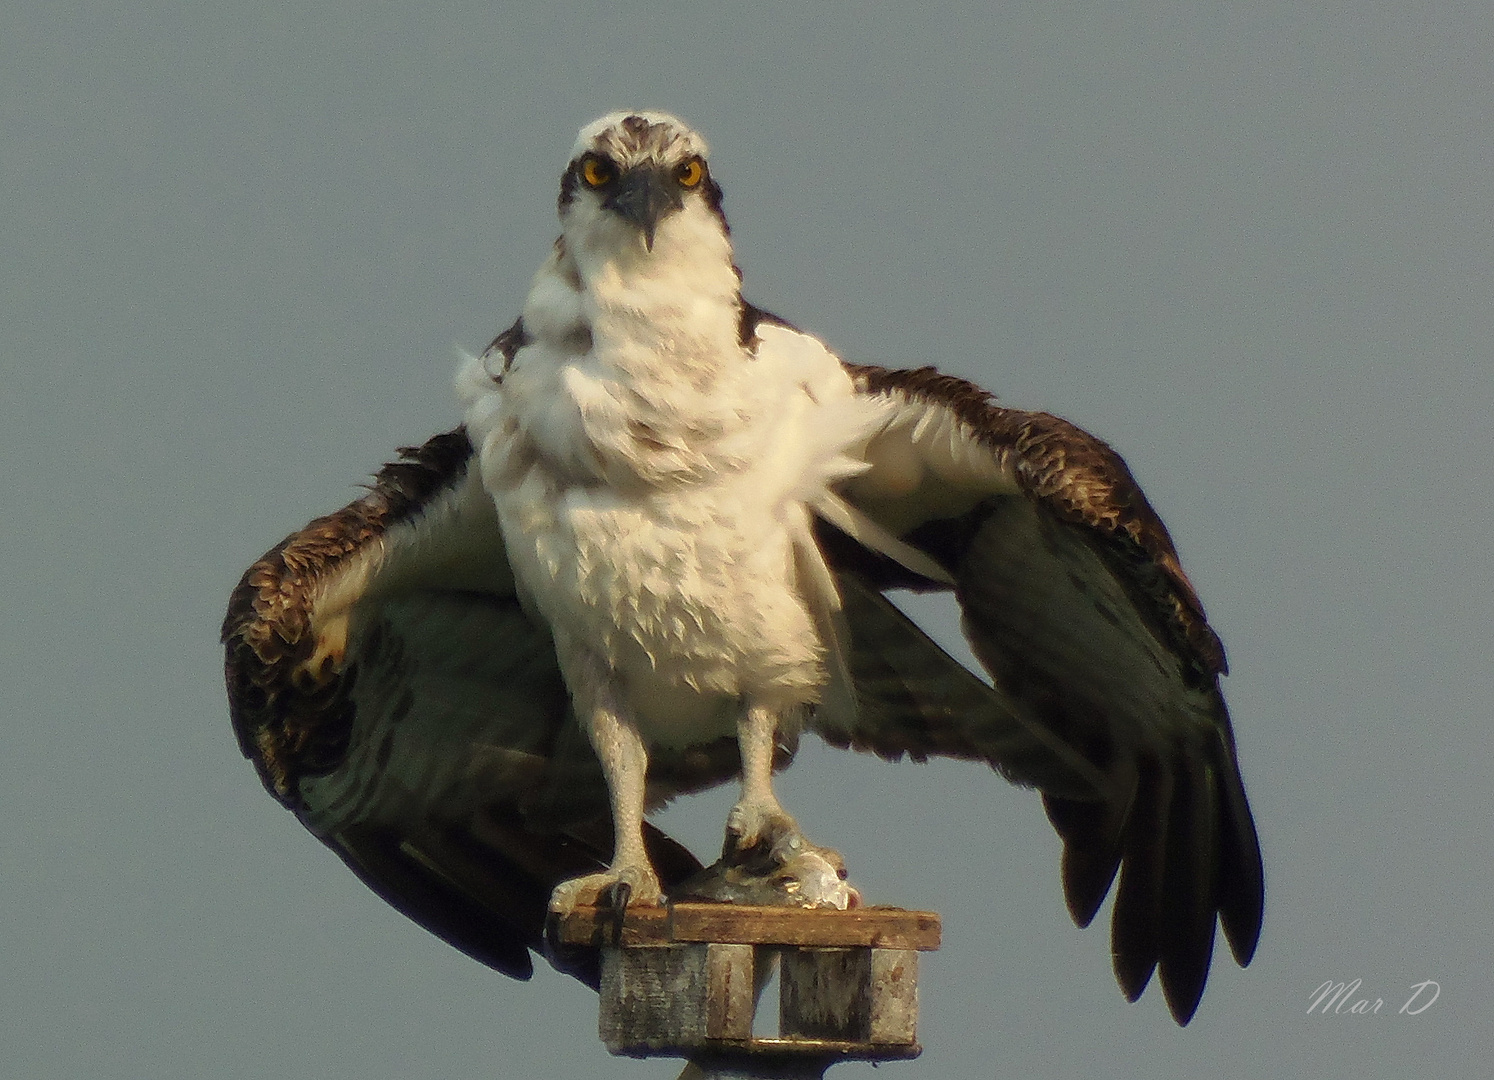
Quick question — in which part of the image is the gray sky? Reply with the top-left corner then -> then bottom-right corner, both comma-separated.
4,3 -> 1490,1078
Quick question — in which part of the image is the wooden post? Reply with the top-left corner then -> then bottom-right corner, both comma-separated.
555,904 -> 940,1076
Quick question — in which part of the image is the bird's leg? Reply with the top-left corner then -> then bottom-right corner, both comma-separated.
724,701 -> 808,863
666,701 -> 853,908
548,661 -> 662,916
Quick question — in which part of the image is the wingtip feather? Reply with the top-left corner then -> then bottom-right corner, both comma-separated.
1216,745 -> 1265,967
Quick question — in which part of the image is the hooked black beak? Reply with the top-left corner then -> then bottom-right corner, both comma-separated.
603,168 -> 684,251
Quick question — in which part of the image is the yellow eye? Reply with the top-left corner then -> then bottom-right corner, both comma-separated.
677,159 -> 704,188
581,157 -> 614,187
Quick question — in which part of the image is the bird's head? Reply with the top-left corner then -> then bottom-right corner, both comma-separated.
558,111 -> 729,260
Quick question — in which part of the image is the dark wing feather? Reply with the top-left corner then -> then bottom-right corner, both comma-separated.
223,429 -> 717,986
822,360 -> 1263,1024
811,562 -> 1105,798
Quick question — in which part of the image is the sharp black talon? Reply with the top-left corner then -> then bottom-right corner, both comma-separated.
604,879 -> 631,946
608,879 -> 633,913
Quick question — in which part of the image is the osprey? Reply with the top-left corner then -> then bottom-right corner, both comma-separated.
224,111 -> 1263,1024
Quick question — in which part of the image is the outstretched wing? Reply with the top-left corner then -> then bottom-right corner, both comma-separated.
814,354 -> 1264,1025
223,428 -> 722,985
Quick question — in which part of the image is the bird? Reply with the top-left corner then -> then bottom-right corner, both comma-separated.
223,110 -> 1263,1024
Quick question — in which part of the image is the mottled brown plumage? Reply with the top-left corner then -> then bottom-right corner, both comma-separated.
223,429 -> 473,804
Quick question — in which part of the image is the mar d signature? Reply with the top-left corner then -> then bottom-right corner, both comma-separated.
1307,978 -> 1440,1017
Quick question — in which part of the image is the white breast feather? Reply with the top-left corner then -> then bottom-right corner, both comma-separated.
457,220 -> 891,746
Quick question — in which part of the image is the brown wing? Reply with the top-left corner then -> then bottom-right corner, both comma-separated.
223,428 -> 722,985
821,359 -> 1263,1025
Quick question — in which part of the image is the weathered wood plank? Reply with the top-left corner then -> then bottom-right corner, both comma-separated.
601,943 -> 761,1053
867,950 -> 919,1044
705,943 -> 757,1041
600,943 -> 710,1052
780,947 -> 872,1042
558,903 -> 941,951
778,947 -> 919,1045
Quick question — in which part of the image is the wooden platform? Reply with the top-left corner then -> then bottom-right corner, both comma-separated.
558,903 -> 940,1070
556,902 -> 942,951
